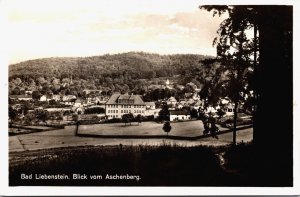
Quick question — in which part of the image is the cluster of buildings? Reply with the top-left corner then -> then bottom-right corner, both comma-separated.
9,79 -> 237,123
105,93 -> 193,121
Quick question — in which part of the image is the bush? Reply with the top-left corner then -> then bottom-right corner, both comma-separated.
218,116 -> 253,128
102,118 -> 123,124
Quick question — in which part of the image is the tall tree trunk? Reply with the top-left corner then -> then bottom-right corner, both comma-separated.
75,122 -> 79,136
252,21 -> 258,145
232,100 -> 238,146
254,6 -> 293,185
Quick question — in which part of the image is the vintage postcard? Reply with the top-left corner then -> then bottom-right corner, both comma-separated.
1,0 -> 299,195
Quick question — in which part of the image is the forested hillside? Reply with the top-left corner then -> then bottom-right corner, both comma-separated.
9,52 -> 211,80
9,52 -> 215,98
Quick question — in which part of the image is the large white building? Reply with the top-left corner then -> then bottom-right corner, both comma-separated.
169,110 -> 191,121
105,93 -> 146,119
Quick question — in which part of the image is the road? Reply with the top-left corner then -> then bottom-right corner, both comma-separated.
9,120 -> 253,152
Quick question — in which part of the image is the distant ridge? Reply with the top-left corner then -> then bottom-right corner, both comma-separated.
9,52 -> 214,79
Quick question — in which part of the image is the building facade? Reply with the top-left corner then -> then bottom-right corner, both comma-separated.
105,93 -> 146,119
169,110 -> 191,121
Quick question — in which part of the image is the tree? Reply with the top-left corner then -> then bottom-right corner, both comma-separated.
136,114 -> 142,125
201,5 -> 293,185
84,107 -> 105,114
163,121 -> 172,136
190,108 -> 198,119
24,112 -> 35,125
122,113 -> 134,126
216,108 -> 226,119
72,114 -> 79,135
9,107 -> 18,124
200,6 -> 257,145
158,104 -> 169,122
35,110 -> 49,123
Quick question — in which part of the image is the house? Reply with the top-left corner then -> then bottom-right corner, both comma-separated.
62,95 -> 77,101
175,85 -> 185,91
105,93 -> 146,119
145,102 -> 156,110
52,95 -> 61,101
193,100 -> 203,110
220,97 -> 231,105
205,106 -> 218,114
9,95 -> 32,101
148,84 -> 164,90
74,99 -> 83,107
192,93 -> 200,101
167,96 -> 177,106
169,110 -> 191,121
175,103 -> 184,109
223,103 -> 235,116
83,89 -> 102,95
72,106 -> 84,114
86,95 -> 108,105
61,95 -> 77,105
185,93 -> 193,99
144,108 -> 161,118
39,95 -> 47,101
186,82 -> 198,90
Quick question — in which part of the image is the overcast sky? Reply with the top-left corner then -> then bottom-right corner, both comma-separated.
3,0 -> 227,64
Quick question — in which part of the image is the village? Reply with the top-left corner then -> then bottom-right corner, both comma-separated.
9,77 -> 253,137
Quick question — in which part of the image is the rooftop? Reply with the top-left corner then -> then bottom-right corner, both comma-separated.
145,102 -> 155,106
106,93 -> 145,105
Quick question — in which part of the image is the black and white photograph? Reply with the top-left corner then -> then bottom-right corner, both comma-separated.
1,0 -> 299,195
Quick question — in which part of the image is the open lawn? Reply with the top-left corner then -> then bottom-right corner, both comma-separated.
9,120 -> 253,152
79,120 -> 207,136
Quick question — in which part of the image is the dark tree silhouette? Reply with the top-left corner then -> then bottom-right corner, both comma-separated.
163,121 -> 172,136
201,5 -> 293,185
72,114 -> 79,135
122,113 -> 134,126
9,107 -> 18,126
136,114 -> 142,125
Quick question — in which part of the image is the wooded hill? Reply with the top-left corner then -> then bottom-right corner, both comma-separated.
9,52 -> 212,80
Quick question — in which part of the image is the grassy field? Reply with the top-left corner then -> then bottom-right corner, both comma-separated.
79,120 -> 207,136
9,121 -> 253,152
9,143 -> 292,186
9,144 -> 228,186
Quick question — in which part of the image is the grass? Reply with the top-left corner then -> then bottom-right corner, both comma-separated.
9,142 -> 292,186
10,144 -> 226,186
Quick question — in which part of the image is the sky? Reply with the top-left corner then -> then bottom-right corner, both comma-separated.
2,0 -> 227,64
